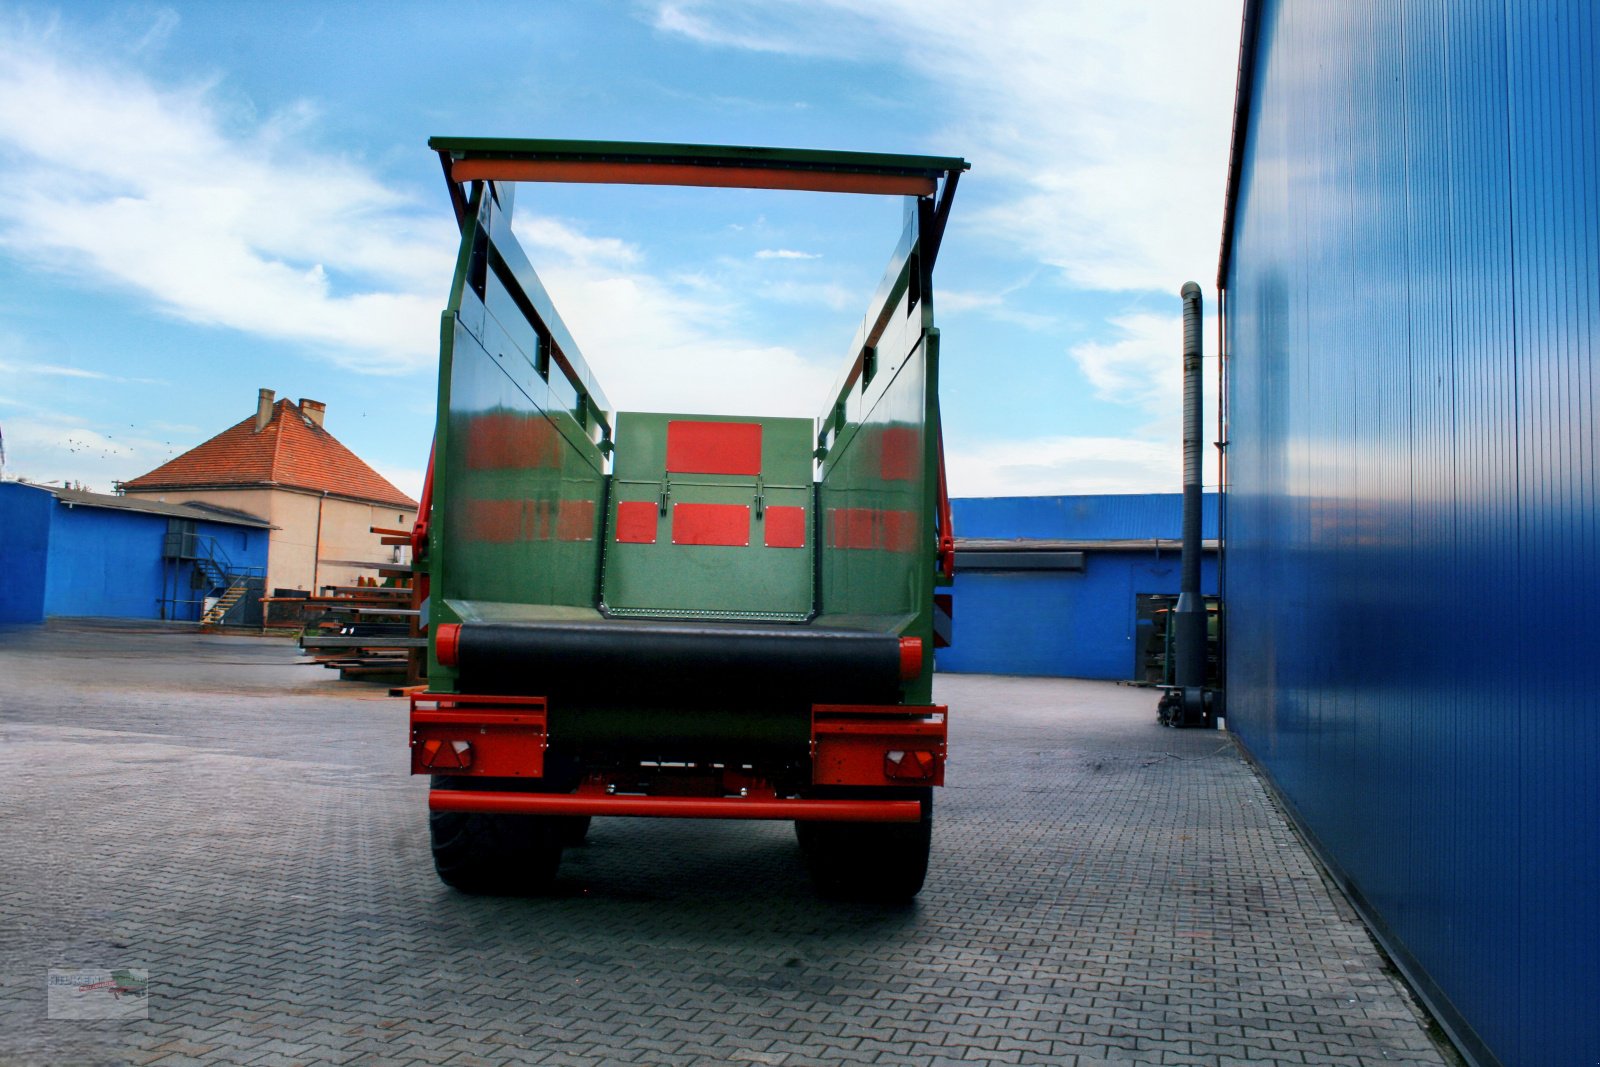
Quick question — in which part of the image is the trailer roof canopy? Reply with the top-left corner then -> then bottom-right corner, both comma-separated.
430,137 -> 969,197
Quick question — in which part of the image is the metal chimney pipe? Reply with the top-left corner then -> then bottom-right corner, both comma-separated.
1174,282 -> 1207,690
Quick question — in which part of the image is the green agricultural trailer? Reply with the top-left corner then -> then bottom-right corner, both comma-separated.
409,138 -> 967,900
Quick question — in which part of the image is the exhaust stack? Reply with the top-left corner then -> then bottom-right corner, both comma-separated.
1175,282 -> 1207,690
1159,282 -> 1219,728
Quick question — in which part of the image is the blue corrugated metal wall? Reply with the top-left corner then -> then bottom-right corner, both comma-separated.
938,495 -> 1218,679
0,485 -> 268,623
0,483 -> 54,625
1222,3 -> 1598,1064
952,493 -> 1218,541
45,509 -> 264,621
44,503 -> 172,619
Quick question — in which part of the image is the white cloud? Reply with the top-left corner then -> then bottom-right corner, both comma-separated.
0,17 -> 851,429
652,1 -> 876,57
757,278 -> 858,312
936,287 -> 1054,329
652,1 -> 1239,295
0,21 -> 456,374
646,0 -> 1239,502
504,214 -> 841,416
530,257 -> 836,418
0,359 -> 164,385
1068,312 -> 1182,414
514,217 -> 642,268
945,434 -> 1177,498
0,412 -> 188,492
755,248 -> 820,260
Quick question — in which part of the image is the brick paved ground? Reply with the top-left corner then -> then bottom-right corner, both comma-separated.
0,623 -> 1452,1066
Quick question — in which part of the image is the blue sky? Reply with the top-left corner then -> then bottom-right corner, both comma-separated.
0,1 -> 1240,501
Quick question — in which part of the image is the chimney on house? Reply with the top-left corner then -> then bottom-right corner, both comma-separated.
299,398 -> 326,429
255,388 -> 276,432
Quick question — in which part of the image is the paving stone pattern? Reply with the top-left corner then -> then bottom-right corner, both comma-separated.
0,624 -> 1450,1066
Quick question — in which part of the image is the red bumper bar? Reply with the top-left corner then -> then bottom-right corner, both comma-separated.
428,790 -> 923,823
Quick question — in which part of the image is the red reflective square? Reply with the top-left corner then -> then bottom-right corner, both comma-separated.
764,506 -> 807,549
556,499 -> 595,542
614,501 -> 659,544
877,426 -> 920,481
672,503 -> 750,546
666,420 -> 762,476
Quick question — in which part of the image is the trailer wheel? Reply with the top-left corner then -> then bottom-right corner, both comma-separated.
796,788 -> 932,903
428,777 -> 563,894
557,815 -> 592,847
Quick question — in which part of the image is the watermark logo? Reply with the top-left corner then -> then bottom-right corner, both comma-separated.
47,967 -> 149,1020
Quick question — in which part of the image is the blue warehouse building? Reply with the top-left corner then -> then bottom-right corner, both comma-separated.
1220,3 -> 1597,1064
0,482 -> 270,626
938,493 -> 1218,680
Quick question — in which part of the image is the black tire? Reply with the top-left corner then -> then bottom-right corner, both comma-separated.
428,777 -> 564,894
556,815 -> 592,848
796,788 -> 932,903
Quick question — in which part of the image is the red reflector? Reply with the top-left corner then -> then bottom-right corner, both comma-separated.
666,420 -> 762,476
898,636 -> 923,680
615,500 -> 659,544
436,623 -> 462,667
763,505 -> 807,549
421,738 -> 473,770
884,750 -> 937,781
672,503 -> 750,546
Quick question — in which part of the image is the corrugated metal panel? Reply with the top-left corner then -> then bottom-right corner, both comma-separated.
951,493 -> 1218,541
0,483 -> 54,624
1221,2 -> 1599,1065
938,495 -> 1218,679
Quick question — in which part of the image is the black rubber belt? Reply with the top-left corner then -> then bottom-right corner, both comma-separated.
455,619 -> 902,706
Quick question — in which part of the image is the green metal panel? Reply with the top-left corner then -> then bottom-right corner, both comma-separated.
603,413 -> 814,620
430,136 -> 968,180
428,185 -> 610,690
813,205 -> 941,705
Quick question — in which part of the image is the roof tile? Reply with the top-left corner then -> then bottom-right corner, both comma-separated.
121,399 -> 417,509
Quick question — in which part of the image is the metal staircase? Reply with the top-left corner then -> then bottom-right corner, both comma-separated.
162,525 -> 265,627
198,564 -> 253,627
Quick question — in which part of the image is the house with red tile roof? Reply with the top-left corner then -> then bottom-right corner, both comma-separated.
120,389 -> 418,597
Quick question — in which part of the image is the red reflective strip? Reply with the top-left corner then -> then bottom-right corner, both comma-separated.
877,426 -> 920,481
556,498 -> 596,542
666,420 -> 762,476
427,791 -> 924,822
464,412 -> 562,470
881,509 -> 919,553
763,505 -> 807,549
672,503 -> 750,546
829,507 -> 877,550
463,498 -> 523,543
450,159 -> 937,197
614,500 -> 659,544
827,507 -> 919,551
